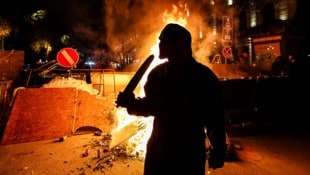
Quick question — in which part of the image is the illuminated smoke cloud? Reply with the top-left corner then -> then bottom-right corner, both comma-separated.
62,0 -> 236,71
104,0 -> 227,67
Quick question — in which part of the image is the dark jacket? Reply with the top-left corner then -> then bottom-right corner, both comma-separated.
127,58 -> 226,175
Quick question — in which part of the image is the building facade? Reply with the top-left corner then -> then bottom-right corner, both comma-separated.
192,0 -> 309,72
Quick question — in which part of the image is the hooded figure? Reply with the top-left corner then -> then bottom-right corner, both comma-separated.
116,23 -> 226,175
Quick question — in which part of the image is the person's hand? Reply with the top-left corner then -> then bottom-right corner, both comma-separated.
208,149 -> 225,169
115,92 -> 135,108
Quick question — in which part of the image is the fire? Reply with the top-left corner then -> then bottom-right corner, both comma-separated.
163,4 -> 188,26
111,42 -> 167,159
112,3 -> 189,159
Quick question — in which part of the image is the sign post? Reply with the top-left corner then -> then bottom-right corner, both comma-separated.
222,16 -> 233,47
222,45 -> 232,65
222,16 -> 234,64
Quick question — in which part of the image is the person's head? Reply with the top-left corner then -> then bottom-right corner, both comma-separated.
158,23 -> 192,62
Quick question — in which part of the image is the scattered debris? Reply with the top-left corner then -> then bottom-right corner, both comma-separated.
76,131 -> 143,174
94,131 -> 102,136
83,148 -> 91,157
58,136 -> 67,142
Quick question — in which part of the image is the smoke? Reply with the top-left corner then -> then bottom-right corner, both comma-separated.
104,1 -> 212,64
104,0 -> 167,60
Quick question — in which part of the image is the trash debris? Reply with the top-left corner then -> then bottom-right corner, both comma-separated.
58,136 -> 67,142
97,149 -> 101,158
83,148 -> 91,157
76,131 -> 143,173
94,131 -> 102,136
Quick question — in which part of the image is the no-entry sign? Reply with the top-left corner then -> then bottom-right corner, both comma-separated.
57,47 -> 79,68
222,45 -> 232,59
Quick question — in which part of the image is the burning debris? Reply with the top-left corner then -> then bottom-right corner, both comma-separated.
76,130 -> 146,174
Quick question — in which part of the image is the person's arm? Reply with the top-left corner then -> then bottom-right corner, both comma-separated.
115,92 -> 154,116
207,122 -> 226,169
205,78 -> 227,169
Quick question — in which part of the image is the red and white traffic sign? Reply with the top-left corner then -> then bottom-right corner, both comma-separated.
57,47 -> 79,68
222,45 -> 232,59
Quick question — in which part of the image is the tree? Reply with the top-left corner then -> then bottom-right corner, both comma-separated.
0,18 -> 12,50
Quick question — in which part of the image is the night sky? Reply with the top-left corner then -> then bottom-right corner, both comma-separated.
0,0 -> 184,64
1,0 -> 105,46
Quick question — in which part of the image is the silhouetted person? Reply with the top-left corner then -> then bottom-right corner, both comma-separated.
84,64 -> 92,84
286,54 -> 297,79
271,56 -> 287,76
237,52 -> 250,73
116,23 -> 226,175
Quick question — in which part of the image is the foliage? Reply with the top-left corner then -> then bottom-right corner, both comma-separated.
0,18 -> 11,38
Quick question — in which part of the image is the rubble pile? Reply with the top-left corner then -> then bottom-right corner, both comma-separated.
42,76 -> 99,95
